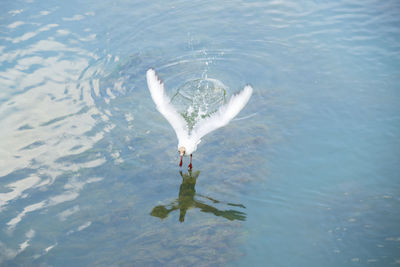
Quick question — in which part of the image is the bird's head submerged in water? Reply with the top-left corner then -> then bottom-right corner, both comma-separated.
179,147 -> 185,167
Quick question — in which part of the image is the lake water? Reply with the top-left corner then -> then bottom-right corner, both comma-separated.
1,0 -> 399,266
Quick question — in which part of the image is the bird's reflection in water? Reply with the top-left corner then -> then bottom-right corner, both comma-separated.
151,170 -> 246,222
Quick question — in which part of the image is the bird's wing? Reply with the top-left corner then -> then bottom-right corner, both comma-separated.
191,85 -> 253,141
146,68 -> 188,142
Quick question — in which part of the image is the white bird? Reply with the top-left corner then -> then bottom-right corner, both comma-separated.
146,68 -> 253,170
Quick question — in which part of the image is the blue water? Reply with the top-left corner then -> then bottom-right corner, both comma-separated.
1,0 -> 399,266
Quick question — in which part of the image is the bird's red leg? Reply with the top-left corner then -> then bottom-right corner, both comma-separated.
179,156 -> 183,167
188,154 -> 192,170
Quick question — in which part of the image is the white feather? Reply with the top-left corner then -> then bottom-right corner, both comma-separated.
191,85 -> 253,142
146,69 -> 253,155
146,69 -> 188,142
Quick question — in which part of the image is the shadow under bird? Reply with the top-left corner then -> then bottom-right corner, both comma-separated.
146,68 -> 253,170
151,170 -> 246,222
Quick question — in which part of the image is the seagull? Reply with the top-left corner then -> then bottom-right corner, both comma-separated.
146,68 -> 253,170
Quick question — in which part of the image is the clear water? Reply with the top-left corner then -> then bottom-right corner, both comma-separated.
1,0 -> 399,266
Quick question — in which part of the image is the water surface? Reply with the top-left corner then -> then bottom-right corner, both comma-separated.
0,0 -> 399,266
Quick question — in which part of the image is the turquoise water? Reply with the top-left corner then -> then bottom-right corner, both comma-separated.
1,0 -> 399,266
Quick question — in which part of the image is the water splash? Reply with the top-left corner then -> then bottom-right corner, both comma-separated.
171,78 -> 227,131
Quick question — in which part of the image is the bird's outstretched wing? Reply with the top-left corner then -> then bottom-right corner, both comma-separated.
146,69 -> 188,142
191,85 -> 253,141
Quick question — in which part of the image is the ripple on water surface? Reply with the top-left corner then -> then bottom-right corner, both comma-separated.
0,3 -> 259,266
1,0 -> 400,266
